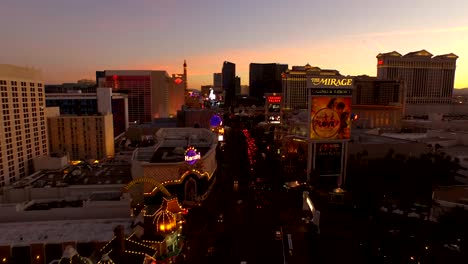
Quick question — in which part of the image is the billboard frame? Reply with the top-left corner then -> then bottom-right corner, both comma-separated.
306,76 -> 353,183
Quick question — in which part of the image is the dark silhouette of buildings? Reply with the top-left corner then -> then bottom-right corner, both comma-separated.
235,76 -> 241,96
222,61 -> 236,108
249,63 -> 288,102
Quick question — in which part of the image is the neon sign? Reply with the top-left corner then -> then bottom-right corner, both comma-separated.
267,96 -> 282,103
174,78 -> 183,85
185,147 -> 201,165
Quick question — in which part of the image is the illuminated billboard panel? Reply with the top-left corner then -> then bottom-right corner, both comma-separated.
265,93 -> 282,124
315,142 -> 343,176
309,95 -> 352,140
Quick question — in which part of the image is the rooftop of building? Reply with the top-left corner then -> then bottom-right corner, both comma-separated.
0,218 -> 132,246
352,129 -> 417,144
9,161 -> 132,189
45,90 -> 128,97
103,70 -> 170,77
377,50 -> 458,59
353,75 -> 402,83
133,128 -> 217,163
150,146 -> 211,163
286,65 -> 341,75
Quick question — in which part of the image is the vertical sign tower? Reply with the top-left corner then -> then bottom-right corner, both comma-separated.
265,93 -> 282,124
307,76 -> 353,189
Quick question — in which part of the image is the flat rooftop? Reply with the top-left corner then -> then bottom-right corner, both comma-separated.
352,129 -> 416,144
0,218 -> 132,246
134,128 -> 217,163
150,147 -> 211,163
11,162 -> 132,189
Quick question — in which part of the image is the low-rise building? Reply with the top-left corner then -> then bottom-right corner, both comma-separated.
46,107 -> 115,160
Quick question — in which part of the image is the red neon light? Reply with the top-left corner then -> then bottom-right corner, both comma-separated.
174,78 -> 183,85
112,75 -> 118,80
378,60 -> 384,65
267,96 -> 282,103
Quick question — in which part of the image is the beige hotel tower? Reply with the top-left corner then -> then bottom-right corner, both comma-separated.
0,65 -> 48,186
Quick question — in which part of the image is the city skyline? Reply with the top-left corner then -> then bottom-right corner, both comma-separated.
1,0 -> 468,88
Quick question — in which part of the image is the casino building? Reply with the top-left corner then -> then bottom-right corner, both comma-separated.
281,64 -> 341,110
377,50 -> 457,105
97,197 -> 185,264
96,127 -> 218,263
128,127 -> 218,207
96,61 -> 187,123
352,75 -> 405,130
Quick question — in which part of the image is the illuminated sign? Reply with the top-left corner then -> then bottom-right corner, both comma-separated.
310,89 -> 352,96
185,147 -> 201,165
268,115 -> 281,124
310,97 -> 352,140
378,60 -> 384,65
267,96 -> 282,103
174,78 -> 183,85
310,78 -> 353,87
112,75 -> 119,89
315,143 -> 343,176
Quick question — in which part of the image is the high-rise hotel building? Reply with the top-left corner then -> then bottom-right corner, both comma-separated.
96,64 -> 186,124
0,65 -> 48,186
377,50 -> 458,105
222,61 -> 236,107
282,64 -> 341,110
45,84 -> 129,138
249,63 -> 288,102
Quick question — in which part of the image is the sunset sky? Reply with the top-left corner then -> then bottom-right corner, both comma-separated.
1,0 -> 467,88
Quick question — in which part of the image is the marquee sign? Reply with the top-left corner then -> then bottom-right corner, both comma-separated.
267,95 -> 282,103
185,147 -> 201,165
311,77 -> 353,87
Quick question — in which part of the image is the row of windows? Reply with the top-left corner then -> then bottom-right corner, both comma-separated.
0,86 -> 43,93
0,93 -> 44,99
0,80 -> 42,86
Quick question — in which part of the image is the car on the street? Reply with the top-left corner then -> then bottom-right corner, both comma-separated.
217,214 -> 224,223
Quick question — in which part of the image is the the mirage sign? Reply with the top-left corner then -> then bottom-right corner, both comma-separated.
308,77 -> 353,88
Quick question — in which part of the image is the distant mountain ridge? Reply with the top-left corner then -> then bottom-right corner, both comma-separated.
454,88 -> 468,95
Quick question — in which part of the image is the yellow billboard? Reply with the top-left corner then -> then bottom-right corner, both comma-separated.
310,96 -> 352,140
